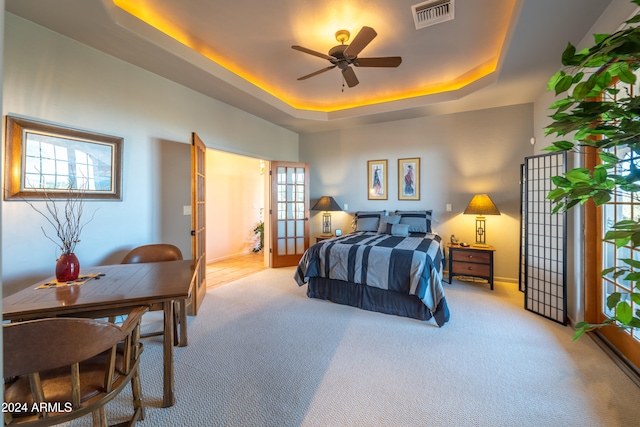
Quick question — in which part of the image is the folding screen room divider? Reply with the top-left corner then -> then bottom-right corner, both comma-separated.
520,152 -> 567,325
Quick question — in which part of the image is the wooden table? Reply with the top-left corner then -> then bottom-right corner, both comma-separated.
2,259 -> 197,408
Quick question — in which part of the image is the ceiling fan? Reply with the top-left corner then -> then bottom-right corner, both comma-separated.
291,26 -> 402,88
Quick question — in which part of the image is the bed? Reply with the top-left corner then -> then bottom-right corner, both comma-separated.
294,210 -> 450,327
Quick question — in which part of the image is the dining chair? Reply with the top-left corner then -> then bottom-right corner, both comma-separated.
3,306 -> 148,427
120,244 -> 183,264
121,244 -> 185,345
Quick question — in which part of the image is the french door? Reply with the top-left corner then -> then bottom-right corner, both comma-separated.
590,151 -> 640,369
189,132 -> 206,315
586,79 -> 640,369
270,161 -> 310,267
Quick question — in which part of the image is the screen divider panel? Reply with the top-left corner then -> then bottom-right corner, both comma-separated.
523,152 -> 567,325
519,164 -> 526,293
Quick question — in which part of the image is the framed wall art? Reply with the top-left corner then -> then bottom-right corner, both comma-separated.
4,115 -> 123,200
398,157 -> 420,200
367,159 -> 387,200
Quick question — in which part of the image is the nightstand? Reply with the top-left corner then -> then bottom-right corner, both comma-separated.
315,235 -> 333,243
447,244 -> 496,290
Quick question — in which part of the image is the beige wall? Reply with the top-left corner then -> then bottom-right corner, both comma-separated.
300,104 -> 535,283
206,150 -> 265,262
1,14 -> 297,294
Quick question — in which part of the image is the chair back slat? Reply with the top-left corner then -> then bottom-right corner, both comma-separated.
103,346 -> 117,393
71,363 -> 81,408
27,373 -> 45,407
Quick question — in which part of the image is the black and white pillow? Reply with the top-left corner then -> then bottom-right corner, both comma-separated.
394,210 -> 432,233
353,211 -> 387,232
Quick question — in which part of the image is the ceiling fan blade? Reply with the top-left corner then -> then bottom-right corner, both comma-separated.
354,57 -> 402,67
343,26 -> 377,58
297,65 -> 337,81
292,45 -> 334,61
342,67 -> 359,88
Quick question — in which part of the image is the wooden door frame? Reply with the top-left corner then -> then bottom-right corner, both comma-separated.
583,146 -> 600,325
584,148 -> 640,370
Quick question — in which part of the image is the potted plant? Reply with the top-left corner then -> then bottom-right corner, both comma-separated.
252,221 -> 264,253
545,0 -> 640,338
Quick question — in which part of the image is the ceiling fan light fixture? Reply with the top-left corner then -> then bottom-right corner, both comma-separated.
335,30 -> 350,44
292,26 -> 401,89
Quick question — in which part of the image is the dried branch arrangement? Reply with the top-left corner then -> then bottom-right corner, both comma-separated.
24,186 -> 97,255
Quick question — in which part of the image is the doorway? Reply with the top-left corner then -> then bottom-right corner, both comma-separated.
205,149 -> 269,279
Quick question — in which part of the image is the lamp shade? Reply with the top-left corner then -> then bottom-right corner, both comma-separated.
463,194 -> 500,216
311,196 -> 342,211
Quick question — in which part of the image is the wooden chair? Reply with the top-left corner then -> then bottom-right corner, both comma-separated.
3,306 -> 148,427
120,244 -> 186,346
120,244 -> 183,264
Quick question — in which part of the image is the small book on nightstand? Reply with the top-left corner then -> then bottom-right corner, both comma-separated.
471,243 -> 490,248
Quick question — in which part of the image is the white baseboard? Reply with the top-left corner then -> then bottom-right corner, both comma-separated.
494,276 -> 518,285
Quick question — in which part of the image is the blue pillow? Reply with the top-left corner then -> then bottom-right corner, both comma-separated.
377,215 -> 401,233
353,211 -> 386,232
382,223 -> 410,237
394,210 -> 432,233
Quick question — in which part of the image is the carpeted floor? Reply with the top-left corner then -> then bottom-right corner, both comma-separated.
64,268 -> 640,426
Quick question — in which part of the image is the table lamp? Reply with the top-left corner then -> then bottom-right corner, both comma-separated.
463,194 -> 500,248
311,196 -> 342,236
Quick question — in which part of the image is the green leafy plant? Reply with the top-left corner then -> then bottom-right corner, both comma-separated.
252,221 -> 264,253
545,0 -> 640,340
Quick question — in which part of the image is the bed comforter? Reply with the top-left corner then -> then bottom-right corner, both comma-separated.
294,231 -> 449,325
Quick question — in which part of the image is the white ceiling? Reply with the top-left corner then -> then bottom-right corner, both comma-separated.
5,0 -> 613,134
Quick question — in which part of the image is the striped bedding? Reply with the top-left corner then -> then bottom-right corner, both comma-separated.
294,231 -> 448,325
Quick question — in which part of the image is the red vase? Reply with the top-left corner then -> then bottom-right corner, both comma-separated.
56,253 -> 80,282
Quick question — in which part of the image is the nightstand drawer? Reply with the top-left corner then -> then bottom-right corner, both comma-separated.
451,261 -> 491,277
451,250 -> 491,264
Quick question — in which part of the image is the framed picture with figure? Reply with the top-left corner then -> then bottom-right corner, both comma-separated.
367,159 -> 387,200
398,158 -> 420,200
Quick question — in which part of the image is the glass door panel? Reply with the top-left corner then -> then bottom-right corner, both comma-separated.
590,79 -> 640,368
270,162 -> 310,267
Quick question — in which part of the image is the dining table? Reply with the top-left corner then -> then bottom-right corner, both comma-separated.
2,259 -> 198,408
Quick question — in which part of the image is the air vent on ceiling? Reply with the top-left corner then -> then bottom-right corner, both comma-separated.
411,0 -> 454,30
